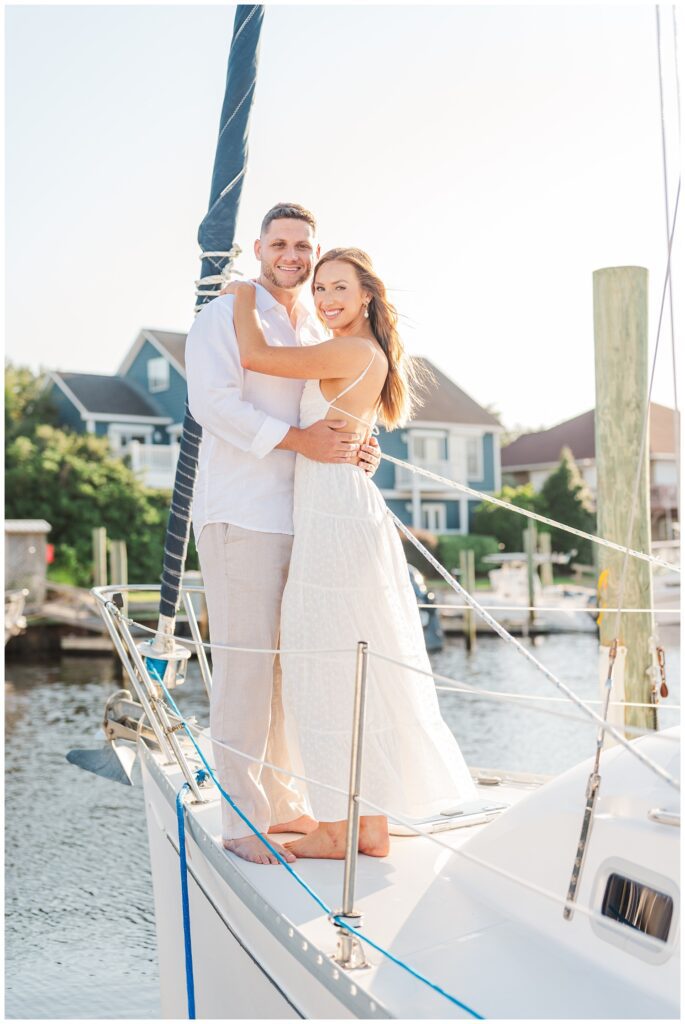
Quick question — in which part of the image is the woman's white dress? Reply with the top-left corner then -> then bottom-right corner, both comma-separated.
280,376 -> 476,822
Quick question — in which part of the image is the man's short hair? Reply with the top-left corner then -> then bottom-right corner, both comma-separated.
260,203 -> 317,236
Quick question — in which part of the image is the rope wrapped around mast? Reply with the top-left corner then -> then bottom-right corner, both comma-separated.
157,5 -> 264,630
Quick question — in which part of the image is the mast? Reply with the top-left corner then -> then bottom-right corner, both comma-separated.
148,5 -> 264,673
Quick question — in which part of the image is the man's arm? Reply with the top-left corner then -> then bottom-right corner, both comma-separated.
185,298 -> 361,463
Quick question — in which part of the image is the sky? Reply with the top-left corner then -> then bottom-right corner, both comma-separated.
5,2 -> 682,430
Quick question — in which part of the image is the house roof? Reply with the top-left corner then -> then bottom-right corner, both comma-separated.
52,372 -> 163,418
145,329 -> 187,371
411,358 -> 501,427
502,402 -> 678,468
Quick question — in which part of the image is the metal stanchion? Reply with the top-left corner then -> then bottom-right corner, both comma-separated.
332,641 -> 371,970
182,590 -> 213,697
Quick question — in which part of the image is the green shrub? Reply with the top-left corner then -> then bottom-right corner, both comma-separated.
436,534 -> 501,575
472,484 -> 541,552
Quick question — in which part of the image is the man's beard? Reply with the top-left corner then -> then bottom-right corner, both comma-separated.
262,263 -> 310,290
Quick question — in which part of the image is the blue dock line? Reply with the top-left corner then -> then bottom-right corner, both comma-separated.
151,665 -> 484,1020
176,783 -> 196,1019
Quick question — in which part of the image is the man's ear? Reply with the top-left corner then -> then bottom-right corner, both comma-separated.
254,238 -> 262,261
315,244 -> 321,260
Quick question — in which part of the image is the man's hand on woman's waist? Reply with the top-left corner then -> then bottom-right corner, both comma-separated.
277,419 -> 381,475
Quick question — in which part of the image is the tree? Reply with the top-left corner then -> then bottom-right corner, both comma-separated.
5,362 -> 59,441
539,447 -> 595,563
5,425 -> 192,586
472,483 -> 542,552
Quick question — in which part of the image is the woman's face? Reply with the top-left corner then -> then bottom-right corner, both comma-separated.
313,260 -> 369,331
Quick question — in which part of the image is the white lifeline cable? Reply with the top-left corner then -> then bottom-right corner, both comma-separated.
372,649 -> 680,741
174,710 -> 671,955
381,453 -> 680,574
389,513 -> 680,789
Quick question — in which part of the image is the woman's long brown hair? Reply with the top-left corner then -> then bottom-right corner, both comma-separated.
313,247 -> 426,429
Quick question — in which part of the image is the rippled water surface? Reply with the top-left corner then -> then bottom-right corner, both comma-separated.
5,627 -> 680,1018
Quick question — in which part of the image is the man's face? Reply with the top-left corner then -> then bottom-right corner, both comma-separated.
255,218 -> 319,291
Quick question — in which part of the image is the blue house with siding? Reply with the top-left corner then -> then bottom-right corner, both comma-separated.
377,358 -> 502,534
46,334 -> 502,530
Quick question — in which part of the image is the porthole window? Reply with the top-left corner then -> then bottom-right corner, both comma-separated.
601,873 -> 673,942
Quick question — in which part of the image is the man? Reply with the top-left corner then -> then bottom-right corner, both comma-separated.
186,202 -> 380,865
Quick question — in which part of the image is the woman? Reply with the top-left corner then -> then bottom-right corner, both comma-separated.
229,248 -> 475,859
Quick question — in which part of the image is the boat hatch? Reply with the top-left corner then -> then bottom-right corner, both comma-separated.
601,873 -> 674,942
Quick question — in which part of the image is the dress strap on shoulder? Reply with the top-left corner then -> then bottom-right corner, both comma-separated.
330,349 -> 376,403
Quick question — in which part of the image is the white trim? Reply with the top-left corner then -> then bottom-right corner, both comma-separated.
116,331 -> 147,376
381,489 -> 461,500
407,419 -> 504,433
147,355 -> 171,394
117,329 -> 186,379
465,434 -> 484,481
85,419 -> 95,434
459,496 -> 469,535
84,412 -> 171,425
47,372 -> 90,418
421,503 -> 447,532
494,433 -> 502,492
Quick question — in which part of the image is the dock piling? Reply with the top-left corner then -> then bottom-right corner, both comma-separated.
593,266 -> 656,732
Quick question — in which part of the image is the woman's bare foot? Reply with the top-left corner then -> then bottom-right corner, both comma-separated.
223,834 -> 296,865
285,821 -> 347,859
268,814 -> 318,835
359,815 -> 390,857
285,816 -> 390,859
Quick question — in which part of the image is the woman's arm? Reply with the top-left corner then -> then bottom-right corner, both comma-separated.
232,283 -> 372,380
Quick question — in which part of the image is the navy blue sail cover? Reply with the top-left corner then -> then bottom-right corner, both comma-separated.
159,4 -> 264,621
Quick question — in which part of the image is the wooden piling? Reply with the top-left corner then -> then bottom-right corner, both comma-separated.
593,266 -> 656,732
539,531 -> 554,588
92,527 -> 107,587
459,549 -> 477,651
523,523 -> 537,631
109,540 -> 128,614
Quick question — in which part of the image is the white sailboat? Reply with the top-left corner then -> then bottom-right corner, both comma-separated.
76,581 -> 679,1020
65,5 -> 681,1018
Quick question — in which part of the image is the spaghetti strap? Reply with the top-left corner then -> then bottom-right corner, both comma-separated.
330,349 -> 376,403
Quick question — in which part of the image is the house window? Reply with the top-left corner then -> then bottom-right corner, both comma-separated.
147,357 -> 169,393
421,504 -> 446,532
466,436 -> 482,479
411,431 -> 448,464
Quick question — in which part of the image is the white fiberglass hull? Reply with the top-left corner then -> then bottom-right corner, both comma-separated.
140,731 -> 679,1020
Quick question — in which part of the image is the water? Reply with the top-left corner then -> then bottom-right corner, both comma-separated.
5,630 -> 680,1018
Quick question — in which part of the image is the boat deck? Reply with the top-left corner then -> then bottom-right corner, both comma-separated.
144,731 -> 677,1020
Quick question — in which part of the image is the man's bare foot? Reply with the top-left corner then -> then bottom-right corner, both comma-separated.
285,816 -> 390,859
269,814 -> 318,835
285,822 -> 346,859
223,834 -> 296,865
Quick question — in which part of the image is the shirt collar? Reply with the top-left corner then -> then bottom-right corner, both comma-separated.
253,281 -> 316,330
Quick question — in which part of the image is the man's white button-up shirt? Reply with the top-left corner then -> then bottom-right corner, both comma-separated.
186,283 -> 326,540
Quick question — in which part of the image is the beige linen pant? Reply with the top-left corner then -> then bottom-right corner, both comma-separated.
198,523 -> 311,840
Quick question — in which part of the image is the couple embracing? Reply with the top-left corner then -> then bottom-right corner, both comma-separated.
186,202 -> 475,866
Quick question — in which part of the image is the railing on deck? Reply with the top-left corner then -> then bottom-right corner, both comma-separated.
394,459 -> 459,490
127,442 -> 180,490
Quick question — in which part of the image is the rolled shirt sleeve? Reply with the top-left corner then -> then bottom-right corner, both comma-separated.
186,297 -> 291,458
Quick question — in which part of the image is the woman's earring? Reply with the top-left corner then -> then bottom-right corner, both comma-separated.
363,302 -> 369,319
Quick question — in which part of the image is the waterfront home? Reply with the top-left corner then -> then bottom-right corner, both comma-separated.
501,403 -> 679,540
46,333 -> 502,532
